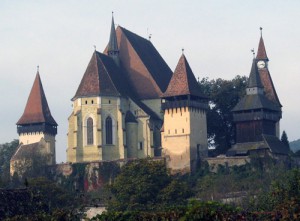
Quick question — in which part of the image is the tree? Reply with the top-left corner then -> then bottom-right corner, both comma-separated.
281,130 -> 290,151
0,140 -> 19,186
199,76 -> 248,154
107,159 -> 191,212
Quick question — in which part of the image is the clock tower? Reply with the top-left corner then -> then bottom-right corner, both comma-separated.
256,28 -> 282,137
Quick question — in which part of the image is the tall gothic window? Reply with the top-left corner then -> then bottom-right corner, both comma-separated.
106,116 -> 113,144
87,117 -> 93,145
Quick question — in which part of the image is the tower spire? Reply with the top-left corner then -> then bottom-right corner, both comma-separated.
108,11 -> 119,57
256,27 -> 268,61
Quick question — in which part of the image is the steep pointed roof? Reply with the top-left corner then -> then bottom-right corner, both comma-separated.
256,36 -> 268,61
248,59 -> 263,88
255,34 -> 281,106
162,54 -> 205,98
108,14 -> 119,55
232,59 -> 280,112
259,68 -> 281,106
73,51 -> 121,99
17,73 -> 57,126
104,26 -> 173,99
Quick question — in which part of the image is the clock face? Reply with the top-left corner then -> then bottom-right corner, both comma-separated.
257,60 -> 265,69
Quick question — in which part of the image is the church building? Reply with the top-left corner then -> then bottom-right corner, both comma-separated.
66,15 -> 208,172
11,16 -> 288,176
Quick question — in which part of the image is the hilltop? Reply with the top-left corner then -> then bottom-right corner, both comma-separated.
290,139 -> 300,152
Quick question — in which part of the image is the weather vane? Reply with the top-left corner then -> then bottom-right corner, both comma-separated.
251,48 -> 255,58
37,65 -> 39,72
260,27 -> 263,37
182,48 -> 184,54
149,34 -> 152,41
93,45 -> 96,51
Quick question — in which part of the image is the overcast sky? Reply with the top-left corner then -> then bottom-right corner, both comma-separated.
1,1 -> 299,163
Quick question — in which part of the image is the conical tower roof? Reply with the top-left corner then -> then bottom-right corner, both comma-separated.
17,72 -> 57,126
248,59 -> 263,88
256,36 -> 268,61
162,54 -> 205,98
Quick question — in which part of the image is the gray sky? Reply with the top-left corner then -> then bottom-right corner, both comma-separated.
1,1 -> 299,163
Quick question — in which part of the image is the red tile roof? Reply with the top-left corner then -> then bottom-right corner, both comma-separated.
256,36 -> 281,107
162,54 -> 205,98
104,26 -> 173,99
73,51 -> 120,99
17,73 -> 57,126
256,36 -> 268,61
259,68 -> 281,106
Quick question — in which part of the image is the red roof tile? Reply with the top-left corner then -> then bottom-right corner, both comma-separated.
259,68 -> 281,106
17,73 -> 57,125
162,54 -> 205,98
256,36 -> 281,106
104,26 -> 173,99
73,51 -> 120,99
256,36 -> 268,61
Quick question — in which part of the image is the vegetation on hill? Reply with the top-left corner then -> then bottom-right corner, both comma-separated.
0,140 -> 19,186
1,176 -> 82,221
107,159 -> 191,212
93,158 -> 300,220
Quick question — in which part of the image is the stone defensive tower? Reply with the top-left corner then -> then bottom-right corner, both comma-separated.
161,54 -> 208,173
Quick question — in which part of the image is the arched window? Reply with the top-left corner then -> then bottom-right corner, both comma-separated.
87,117 -> 93,145
106,116 -> 113,144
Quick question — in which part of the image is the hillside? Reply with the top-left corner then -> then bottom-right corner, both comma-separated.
290,139 -> 300,152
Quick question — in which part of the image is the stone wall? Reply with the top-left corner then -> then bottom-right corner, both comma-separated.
49,160 -> 123,192
205,156 -> 250,172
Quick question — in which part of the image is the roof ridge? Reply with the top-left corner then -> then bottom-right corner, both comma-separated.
119,26 -> 172,96
96,52 -> 120,96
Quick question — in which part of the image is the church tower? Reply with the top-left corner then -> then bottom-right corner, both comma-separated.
15,70 -> 57,165
161,54 -> 208,173
256,28 -> 282,137
232,59 -> 281,144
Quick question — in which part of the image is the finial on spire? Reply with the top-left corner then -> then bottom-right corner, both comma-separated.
182,48 -> 184,54
37,65 -> 39,72
93,45 -> 96,51
260,27 -> 263,37
148,34 -> 152,41
197,77 -> 200,83
251,48 -> 255,59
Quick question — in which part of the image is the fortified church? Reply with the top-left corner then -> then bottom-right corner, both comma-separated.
10,16 -> 288,176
